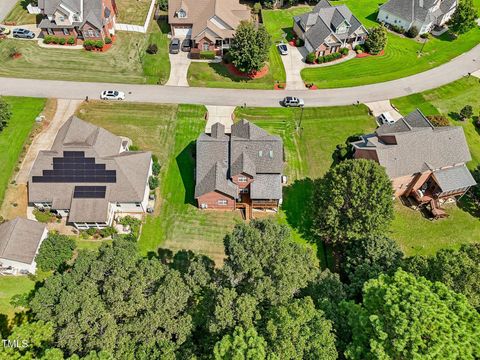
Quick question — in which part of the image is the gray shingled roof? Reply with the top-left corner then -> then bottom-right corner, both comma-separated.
251,174 -> 282,200
0,218 -> 46,264
353,109 -> 473,178
294,0 -> 367,51
40,0 -> 106,30
433,165 -> 476,192
29,117 -> 151,223
379,0 -> 456,24
69,198 -> 110,223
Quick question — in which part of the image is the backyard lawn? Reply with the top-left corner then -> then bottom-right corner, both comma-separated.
0,276 -> 36,320
295,0 -> 480,88
0,96 -> 46,207
0,19 -> 170,84
116,0 -> 152,25
3,0 -> 38,25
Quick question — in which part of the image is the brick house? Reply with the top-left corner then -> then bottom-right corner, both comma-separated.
293,0 -> 368,56
168,0 -> 250,55
195,120 -> 284,218
38,0 -> 117,41
352,109 -> 476,216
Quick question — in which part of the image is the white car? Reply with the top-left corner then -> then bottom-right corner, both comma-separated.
283,96 -> 304,107
378,112 -> 395,125
100,90 -> 125,100
277,43 -> 288,55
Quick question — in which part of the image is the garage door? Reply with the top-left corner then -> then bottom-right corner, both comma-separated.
174,27 -> 192,37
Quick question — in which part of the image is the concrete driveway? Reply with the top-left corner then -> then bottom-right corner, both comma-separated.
0,0 -> 17,21
279,44 -> 308,90
365,100 -> 403,123
205,105 -> 235,134
166,48 -> 191,87
3,24 -> 41,40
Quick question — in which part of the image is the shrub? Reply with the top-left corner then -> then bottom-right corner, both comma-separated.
33,208 -> 54,223
35,232 -> 76,272
460,105 -> 473,120
149,176 -> 159,190
390,24 -> 405,34
99,226 -> 117,238
253,2 -> 262,14
295,38 -> 304,47
86,228 -> 97,236
67,36 -> 75,45
83,39 -> 95,49
158,0 -> 168,11
340,47 -> 349,56
105,37 -> 112,44
152,160 -> 161,176
365,25 -> 388,55
200,50 -> 216,59
306,52 -> 316,64
420,33 -> 430,39
58,37 -> 66,45
95,40 -> 104,49
406,26 -> 419,38
427,115 -> 449,127
52,37 -> 59,44
354,44 -> 364,52
129,144 -> 140,151
223,51 -> 232,64
146,43 -> 158,54
43,35 -> 53,44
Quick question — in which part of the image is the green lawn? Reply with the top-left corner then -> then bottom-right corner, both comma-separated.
116,0 -> 151,25
300,0 -> 480,88
3,1 -> 38,25
0,276 -> 35,320
0,19 -> 170,85
0,97 -> 45,207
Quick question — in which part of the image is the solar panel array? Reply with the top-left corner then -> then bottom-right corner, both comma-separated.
32,151 -> 117,183
73,186 -> 107,199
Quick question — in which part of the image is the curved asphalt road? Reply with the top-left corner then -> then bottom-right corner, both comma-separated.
1,44 -> 479,107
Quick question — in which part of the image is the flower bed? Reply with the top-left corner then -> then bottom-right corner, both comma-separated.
225,63 -> 269,79
274,82 -> 286,90
356,50 -> 385,58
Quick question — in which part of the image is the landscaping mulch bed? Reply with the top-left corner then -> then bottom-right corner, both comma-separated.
274,82 -> 286,90
225,63 -> 269,79
356,50 -> 385,58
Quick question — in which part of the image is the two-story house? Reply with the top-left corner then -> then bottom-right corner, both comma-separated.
195,120 -> 284,218
28,116 -> 152,230
168,0 -> 251,55
293,0 -> 368,56
377,0 -> 457,34
38,0 -> 117,41
353,109 -> 476,215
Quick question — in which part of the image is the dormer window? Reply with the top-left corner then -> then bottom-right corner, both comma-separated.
177,9 -> 186,18
59,15 -> 65,21
73,14 -> 79,21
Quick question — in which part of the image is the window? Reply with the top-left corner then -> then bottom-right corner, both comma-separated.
59,16 -> 65,21
240,188 -> 249,194
203,42 -> 209,51
178,9 -> 186,18
116,203 -> 121,207
258,150 -> 263,157
269,150 -> 273,159
200,203 -> 208,209
135,203 -> 141,207
87,29 -> 94,37
238,176 -> 248,183
217,199 -> 227,206
73,14 -> 80,22
63,28 -> 69,35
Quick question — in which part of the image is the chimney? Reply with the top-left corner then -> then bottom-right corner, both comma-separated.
211,123 -> 225,138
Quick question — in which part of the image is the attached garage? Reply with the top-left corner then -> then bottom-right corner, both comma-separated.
173,26 -> 192,37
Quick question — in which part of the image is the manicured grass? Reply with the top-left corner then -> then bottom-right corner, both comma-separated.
0,20 -> 170,84
116,0 -> 151,25
3,0 -> 38,25
76,239 -> 112,251
187,62 -> 275,90
0,276 -> 36,319
143,18 -> 171,84
391,77 -> 480,169
0,97 -> 45,207
300,0 -> 480,88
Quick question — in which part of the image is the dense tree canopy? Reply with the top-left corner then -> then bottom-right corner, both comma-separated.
450,0 -> 478,34
229,22 -> 271,73
344,270 -> 480,359
0,97 -> 12,132
35,232 -> 76,271
365,26 -> 387,55
214,327 -> 268,360
312,159 -> 394,244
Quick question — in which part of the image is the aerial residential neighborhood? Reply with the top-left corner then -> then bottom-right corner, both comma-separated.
0,0 -> 479,358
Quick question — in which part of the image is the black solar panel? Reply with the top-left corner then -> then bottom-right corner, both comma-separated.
32,152 -> 116,183
73,186 -> 106,199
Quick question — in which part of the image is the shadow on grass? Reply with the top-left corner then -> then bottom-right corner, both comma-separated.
435,30 -> 456,42
176,141 -> 196,206
207,62 -> 256,83
281,27 -> 296,41
458,192 -> 480,219
155,16 -> 170,34
366,10 -> 379,23
448,111 -> 462,121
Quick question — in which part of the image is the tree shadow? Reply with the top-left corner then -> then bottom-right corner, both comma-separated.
0,314 -> 9,338
281,27 -> 296,41
176,141 -> 196,206
448,111 -> 462,121
472,117 -> 480,136
435,30 -> 456,42
366,10 -> 380,23
155,15 -> 170,35
458,193 -> 480,219
207,63 -> 258,84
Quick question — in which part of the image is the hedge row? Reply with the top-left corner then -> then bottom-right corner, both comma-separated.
43,36 -> 75,45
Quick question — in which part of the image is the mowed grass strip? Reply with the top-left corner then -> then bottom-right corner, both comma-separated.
0,97 -> 46,207
300,0 -> 480,88
116,0 -> 151,25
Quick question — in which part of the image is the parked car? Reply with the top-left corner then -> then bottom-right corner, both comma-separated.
378,112 -> 395,125
283,96 -> 304,107
170,38 -> 180,54
0,26 -> 11,35
181,38 -> 192,52
100,90 -> 125,100
277,43 -> 288,55
12,28 -> 35,39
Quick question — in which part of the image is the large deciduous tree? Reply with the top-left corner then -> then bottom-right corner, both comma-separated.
312,159 -> 394,244
229,22 -> 271,74
450,0 -> 478,34
222,219 -> 317,305
0,97 -> 12,132
35,232 -> 76,272
213,327 -> 268,360
365,26 -> 387,55
343,269 -> 480,359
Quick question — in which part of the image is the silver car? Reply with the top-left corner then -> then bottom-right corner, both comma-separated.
283,96 -> 305,107
100,90 -> 125,100
277,43 -> 288,55
12,28 -> 35,39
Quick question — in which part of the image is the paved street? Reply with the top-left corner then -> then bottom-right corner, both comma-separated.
1,44 -> 479,107
0,0 -> 16,21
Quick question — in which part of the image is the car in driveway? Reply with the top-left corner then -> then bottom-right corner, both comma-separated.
181,38 -> 192,52
100,90 -> 125,100
277,43 -> 288,55
170,38 -> 180,54
283,96 -> 304,107
0,26 -> 11,35
12,28 -> 35,39
378,112 -> 395,125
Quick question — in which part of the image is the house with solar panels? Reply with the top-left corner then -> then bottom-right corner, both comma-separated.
28,116 -> 152,230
